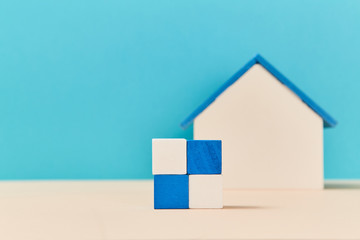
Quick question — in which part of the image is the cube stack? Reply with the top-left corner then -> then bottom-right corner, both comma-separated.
152,138 -> 223,209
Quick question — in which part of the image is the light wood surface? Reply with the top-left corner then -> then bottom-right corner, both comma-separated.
0,180 -> 359,240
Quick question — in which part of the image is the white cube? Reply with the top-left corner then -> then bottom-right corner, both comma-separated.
189,175 -> 223,208
152,138 -> 187,174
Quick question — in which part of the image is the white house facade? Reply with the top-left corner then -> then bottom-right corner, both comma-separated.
181,55 -> 336,189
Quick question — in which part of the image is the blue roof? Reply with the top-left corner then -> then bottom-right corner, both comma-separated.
181,54 -> 337,129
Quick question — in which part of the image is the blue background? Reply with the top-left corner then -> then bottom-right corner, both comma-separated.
0,0 -> 359,180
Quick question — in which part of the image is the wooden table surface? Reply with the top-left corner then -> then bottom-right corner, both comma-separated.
0,180 -> 359,240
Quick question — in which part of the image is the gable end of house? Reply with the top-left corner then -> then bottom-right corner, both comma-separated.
180,54 -> 337,129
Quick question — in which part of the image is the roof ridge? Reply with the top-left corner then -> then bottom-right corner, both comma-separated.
180,54 -> 337,129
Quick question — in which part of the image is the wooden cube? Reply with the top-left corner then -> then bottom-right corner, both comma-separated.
152,139 -> 187,174
187,140 -> 221,174
154,175 -> 189,209
189,175 -> 223,208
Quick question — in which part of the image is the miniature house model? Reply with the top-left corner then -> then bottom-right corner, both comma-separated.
181,55 -> 337,190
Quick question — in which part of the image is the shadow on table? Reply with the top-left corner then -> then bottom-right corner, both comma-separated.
223,205 -> 269,210
325,181 -> 360,189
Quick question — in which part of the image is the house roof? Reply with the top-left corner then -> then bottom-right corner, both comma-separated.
181,54 -> 337,129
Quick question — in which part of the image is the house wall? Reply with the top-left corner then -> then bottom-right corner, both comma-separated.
194,64 -> 323,189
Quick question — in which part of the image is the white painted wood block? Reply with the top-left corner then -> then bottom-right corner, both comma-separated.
189,175 -> 223,208
152,138 -> 187,174
194,64 -> 323,189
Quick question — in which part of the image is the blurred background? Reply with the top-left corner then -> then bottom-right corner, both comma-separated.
0,0 -> 359,180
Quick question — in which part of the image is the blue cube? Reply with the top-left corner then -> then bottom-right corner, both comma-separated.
154,175 -> 189,209
187,140 -> 222,174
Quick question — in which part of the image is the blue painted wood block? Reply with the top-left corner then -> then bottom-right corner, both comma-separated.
187,140 -> 222,174
154,175 -> 189,209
